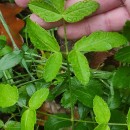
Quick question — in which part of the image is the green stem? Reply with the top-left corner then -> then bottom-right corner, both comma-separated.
63,20 -> 74,129
0,11 -> 18,50
63,20 -> 69,54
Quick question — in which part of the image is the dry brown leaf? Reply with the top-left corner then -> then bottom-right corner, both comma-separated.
0,3 -> 25,48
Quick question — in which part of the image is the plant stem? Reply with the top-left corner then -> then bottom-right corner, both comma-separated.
0,11 -> 18,50
63,20 -> 75,129
63,20 -> 69,54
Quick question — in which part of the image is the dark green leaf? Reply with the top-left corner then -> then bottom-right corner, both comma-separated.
21,109 -> 36,130
115,46 -> 130,63
68,50 -> 90,85
122,20 -> 130,41
44,114 -> 71,130
26,83 -> 36,97
71,78 -> 103,108
75,122 -> 88,130
28,1 -> 62,22
29,88 -> 49,109
27,19 -> 60,52
93,96 -> 111,124
74,31 -> 127,52
0,50 -> 23,70
127,109 -> 130,130
0,84 -> 19,108
0,35 -> 6,49
94,124 -> 110,130
63,1 -> 99,23
43,52 -> 62,82
5,121 -> 21,130
108,91 -> 121,109
61,90 -> 77,108
112,66 -> 130,88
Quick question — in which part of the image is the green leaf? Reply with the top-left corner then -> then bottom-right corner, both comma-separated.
122,20 -> 130,41
0,120 -> 4,128
63,1 -> 99,23
74,31 -> 127,52
110,110 -> 127,130
71,78 -> 103,108
5,121 -> 21,130
29,88 -> 49,109
94,124 -> 110,130
28,1 -> 62,22
44,114 -> 71,130
61,90 -> 77,108
43,52 -> 62,82
115,46 -> 130,63
26,83 -> 36,97
0,50 -> 23,70
112,66 -> 130,88
0,35 -> 6,50
27,19 -> 60,52
51,0 -> 64,13
21,109 -> 36,130
0,84 -> 19,108
68,50 -> 90,85
93,96 -> 111,124
127,109 -> 130,130
0,45 -> 12,57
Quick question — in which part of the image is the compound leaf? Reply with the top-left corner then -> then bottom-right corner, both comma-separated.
94,124 -> 110,130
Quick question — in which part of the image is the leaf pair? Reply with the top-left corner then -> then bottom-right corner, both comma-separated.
27,19 -> 62,82
28,0 -> 99,23
21,88 -> 49,130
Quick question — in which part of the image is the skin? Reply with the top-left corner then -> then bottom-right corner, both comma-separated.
15,0 -> 130,39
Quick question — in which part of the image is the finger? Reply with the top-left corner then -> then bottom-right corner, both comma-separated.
57,7 -> 130,39
124,0 -> 130,14
15,0 -> 30,7
30,14 -> 62,29
29,0 -> 123,29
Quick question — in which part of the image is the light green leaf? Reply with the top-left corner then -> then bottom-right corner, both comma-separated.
29,88 -> 49,109
44,114 -> 71,130
115,46 -> 130,63
0,50 -> 23,70
63,1 -> 99,23
27,19 -> 60,52
127,109 -> 130,130
74,31 -> 127,52
0,84 -> 19,108
0,120 -> 4,128
93,96 -> 111,124
51,0 -> 64,13
28,1 -> 62,22
5,121 -> 21,130
94,124 -> 110,130
43,52 -> 62,82
21,109 -> 36,130
68,50 -> 90,85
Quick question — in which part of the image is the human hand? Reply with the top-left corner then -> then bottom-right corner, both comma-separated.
15,0 -> 130,40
